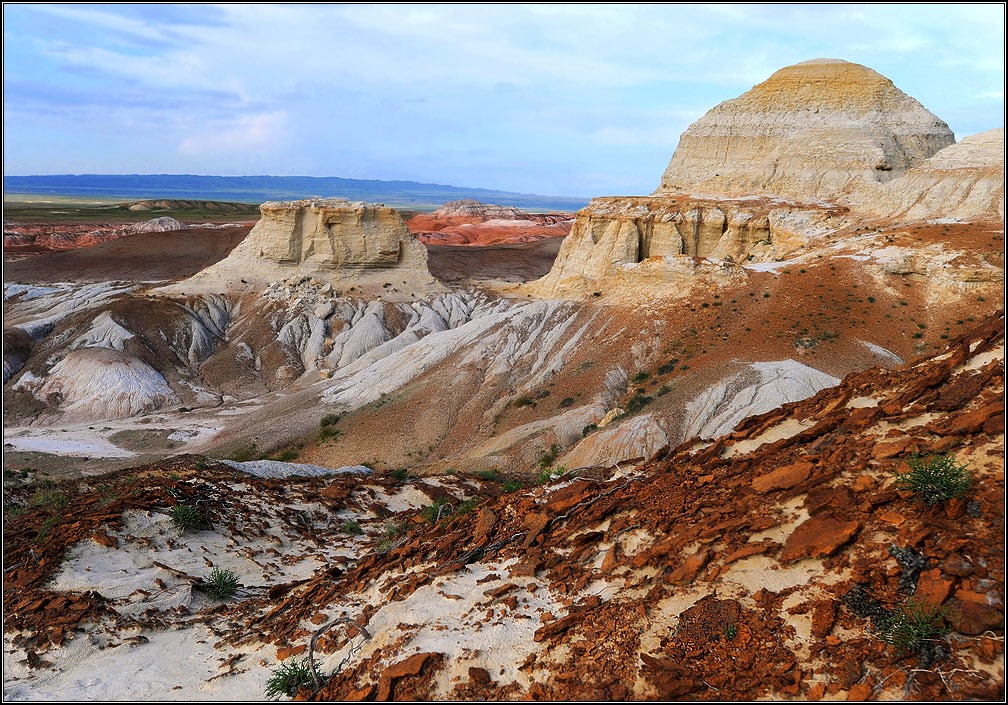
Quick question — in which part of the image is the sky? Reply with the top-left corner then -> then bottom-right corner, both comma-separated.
2,3 -> 1005,197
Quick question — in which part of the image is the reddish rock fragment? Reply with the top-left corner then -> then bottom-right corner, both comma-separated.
91,530 -> 118,549
946,593 -> 1004,635
751,461 -> 813,493
780,516 -> 860,563
914,568 -> 954,606
468,666 -> 492,686
666,547 -> 711,584
375,652 -> 442,701
811,600 -> 837,639
473,508 -> 497,546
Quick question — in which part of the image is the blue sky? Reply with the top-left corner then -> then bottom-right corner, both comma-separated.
3,3 -> 1004,197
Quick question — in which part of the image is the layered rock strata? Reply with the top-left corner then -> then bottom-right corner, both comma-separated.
176,199 -> 441,297
656,58 -> 955,203
530,195 -> 846,295
860,128 -> 1005,222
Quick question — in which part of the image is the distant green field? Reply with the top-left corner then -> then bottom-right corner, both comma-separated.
3,195 -> 261,224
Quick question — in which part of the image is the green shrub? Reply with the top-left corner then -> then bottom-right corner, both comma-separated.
170,504 -> 204,532
320,413 -> 340,428
631,371 -> 650,384
581,423 -> 598,437
339,519 -> 362,535
658,358 -> 680,375
558,397 -> 575,408
204,567 -> 239,600
29,486 -> 68,512
474,469 -> 501,482
625,392 -> 653,414
539,443 -> 561,469
503,480 -> 525,493
455,497 -> 480,516
879,598 -> 946,654
271,448 -> 299,462
264,658 -> 321,700
376,519 -> 409,552
388,469 -> 408,482
421,499 -> 453,524
896,453 -> 971,505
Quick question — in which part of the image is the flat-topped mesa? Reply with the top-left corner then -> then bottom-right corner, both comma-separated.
656,58 -> 955,203
431,199 -> 526,220
173,199 -> 443,297
860,128 -> 1005,222
528,195 -> 847,296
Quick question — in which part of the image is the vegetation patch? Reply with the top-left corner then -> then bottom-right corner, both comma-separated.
896,453 -> 971,505
265,658 -> 321,700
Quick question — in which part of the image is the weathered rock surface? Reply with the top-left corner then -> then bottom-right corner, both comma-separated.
859,128 -> 1005,222
21,347 -> 179,422
177,199 -> 441,297
129,216 -> 186,234
656,58 -> 954,203
529,195 -> 845,295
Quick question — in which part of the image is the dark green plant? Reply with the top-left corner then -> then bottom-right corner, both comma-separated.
896,453 -> 971,505
879,598 -> 947,654
455,497 -> 480,517
339,519 -> 362,535
558,397 -> 575,408
376,519 -> 409,552
170,504 -> 203,532
388,469 -> 408,482
29,487 -> 68,512
503,480 -> 525,493
204,567 -> 239,600
264,657 -> 322,700
581,423 -> 598,437
631,371 -> 650,384
421,499 -> 453,524
474,469 -> 501,482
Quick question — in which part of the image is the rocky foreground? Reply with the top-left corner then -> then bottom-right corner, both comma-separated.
3,56 -> 1004,700
2,313 -> 1003,700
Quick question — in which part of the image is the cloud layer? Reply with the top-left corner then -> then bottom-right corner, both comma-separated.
3,3 -> 1004,196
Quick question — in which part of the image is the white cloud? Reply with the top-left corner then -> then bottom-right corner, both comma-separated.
178,111 -> 287,157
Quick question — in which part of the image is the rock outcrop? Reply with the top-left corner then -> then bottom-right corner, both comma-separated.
529,195 -> 846,295
129,216 -> 186,233
176,199 -> 442,297
859,128 -> 1005,222
656,58 -> 954,203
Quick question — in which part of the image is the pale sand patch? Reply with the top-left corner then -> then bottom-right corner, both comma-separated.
3,426 -> 136,458
723,418 -> 815,458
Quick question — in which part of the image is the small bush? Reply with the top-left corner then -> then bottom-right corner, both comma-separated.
388,469 -> 408,482
581,423 -> 598,437
631,371 -> 650,384
503,480 -> 525,493
339,519 -> 362,535
896,453 -> 971,505
879,598 -> 946,654
271,448 -> 299,462
376,519 -> 409,552
320,413 -> 340,428
625,392 -> 653,414
170,504 -> 204,532
204,567 -> 239,600
558,397 -> 575,408
455,497 -> 480,517
539,444 -> 561,469
421,499 -> 453,524
264,658 -> 321,700
474,469 -> 501,482
658,358 -> 680,375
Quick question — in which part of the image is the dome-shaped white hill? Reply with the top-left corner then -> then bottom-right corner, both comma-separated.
656,58 -> 955,203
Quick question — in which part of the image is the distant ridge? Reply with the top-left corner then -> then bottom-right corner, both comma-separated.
2,174 -> 589,212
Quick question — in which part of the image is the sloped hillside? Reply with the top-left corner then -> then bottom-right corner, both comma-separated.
4,313 -> 1002,700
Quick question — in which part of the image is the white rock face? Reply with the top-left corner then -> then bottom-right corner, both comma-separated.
857,128 -> 1005,222
530,196 -> 844,296
560,413 -> 669,471
34,348 -> 179,422
177,199 -> 442,297
130,216 -> 186,233
656,58 -> 954,203
681,360 -> 839,442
